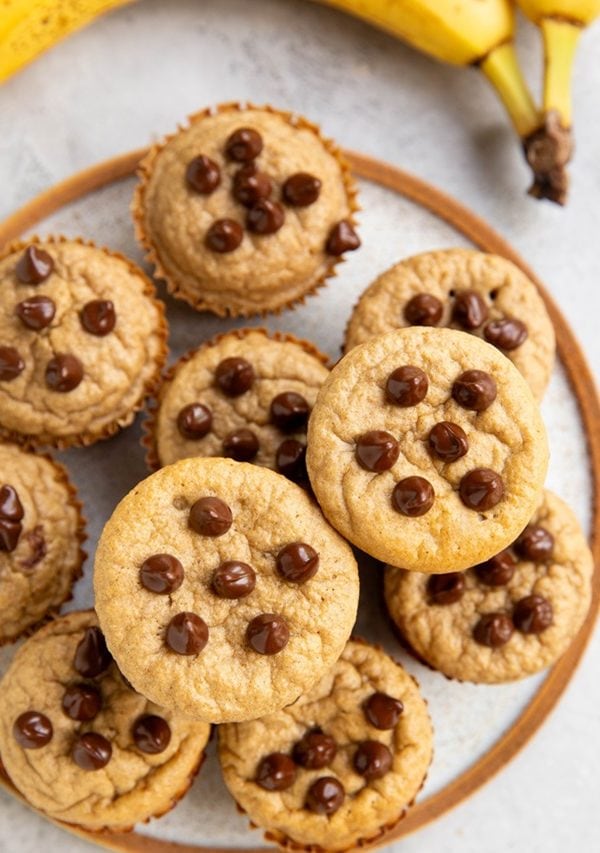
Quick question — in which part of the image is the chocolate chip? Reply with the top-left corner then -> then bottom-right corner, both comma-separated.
62,684 -> 102,722
0,485 -> 24,521
276,542 -> 319,584
385,365 -> 428,406
212,561 -> 256,598
484,318 -> 528,351
205,219 -> 243,253
283,172 -> 322,207
275,439 -> 308,483
475,550 -> 516,586
363,692 -> 404,729
428,421 -> 469,462
270,392 -> 310,432
427,572 -> 465,605
13,712 -> 53,749
452,370 -> 497,411
132,714 -> 172,754
514,525 -> 554,562
215,356 -> 255,396
404,293 -> 443,326
15,295 -> 55,330
325,220 -> 360,255
225,127 -> 263,162
459,469 -> 504,511
0,346 -> 25,381
74,626 -> 113,678
72,732 -> 112,770
255,753 -> 296,791
513,595 -> 553,634
223,429 -> 260,462
392,477 -> 434,517
45,353 -> 83,392
305,777 -> 345,815
293,731 -> 337,769
140,554 -> 185,594
232,164 -> 272,207
246,199 -> 285,234
0,520 -> 22,552
452,290 -> 489,330
177,403 -> 212,440
80,300 -> 116,336
355,431 -> 399,472
246,613 -> 289,655
15,246 -> 54,284
353,741 -> 393,780
19,526 -> 46,568
188,496 -> 233,536
185,155 -> 221,194
165,612 -> 209,655
473,613 -> 514,647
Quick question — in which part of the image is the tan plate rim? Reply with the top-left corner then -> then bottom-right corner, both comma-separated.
0,148 -> 598,853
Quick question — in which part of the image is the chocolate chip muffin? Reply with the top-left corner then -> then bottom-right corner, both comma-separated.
94,457 -> 359,723
344,250 -> 555,400
0,238 -> 168,448
133,102 -> 359,316
144,328 -> 329,485
0,611 -> 210,830
218,639 -> 433,851
384,490 -> 593,683
307,327 -> 548,573
0,442 -> 85,645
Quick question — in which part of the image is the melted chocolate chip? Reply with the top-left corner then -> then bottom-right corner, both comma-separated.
404,293 -> 443,326
232,164 -> 272,207
189,496 -> 233,536
74,627 -> 113,678
355,431 -> 399,472
392,477 -> 434,517
205,219 -> 243,253
452,290 -> 489,330
513,595 -> 553,634
212,561 -> 256,599
0,520 -> 22,552
255,752 -> 296,791
246,613 -> 289,655
186,155 -> 221,194
0,485 -> 24,520
276,542 -> 319,584
19,526 -> 47,568
514,525 -> 554,562
246,199 -> 285,235
140,554 -> 185,594
225,127 -> 263,162
305,777 -> 345,815
270,391 -> 310,432
452,370 -> 497,411
215,356 -> 255,396
353,741 -> 393,780
0,346 -> 25,381
473,613 -> 514,647
385,365 -> 428,406
132,714 -> 172,754
293,731 -> 337,769
177,403 -> 213,439
283,172 -> 322,207
165,612 -> 209,655
45,353 -> 83,392
459,469 -> 504,511
364,692 -> 404,729
428,421 -> 469,462
484,318 -> 528,351
13,712 -> 53,749
16,295 -> 56,330
62,684 -> 102,722
15,246 -> 54,284
80,300 -> 116,336
325,220 -> 360,255
223,428 -> 260,462
275,439 -> 308,483
72,732 -> 112,770
427,573 -> 465,605
475,550 -> 516,586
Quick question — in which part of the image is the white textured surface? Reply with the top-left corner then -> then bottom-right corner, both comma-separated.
0,1 -> 599,852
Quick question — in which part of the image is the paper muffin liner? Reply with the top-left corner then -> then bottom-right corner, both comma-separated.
141,325 -> 331,472
132,101 -> 360,317
0,236 -> 169,450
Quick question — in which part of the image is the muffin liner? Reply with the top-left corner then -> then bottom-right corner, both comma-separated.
141,325 -> 331,471
0,236 -> 169,450
132,101 -> 360,317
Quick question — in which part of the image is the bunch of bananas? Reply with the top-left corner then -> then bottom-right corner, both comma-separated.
0,0 -> 598,204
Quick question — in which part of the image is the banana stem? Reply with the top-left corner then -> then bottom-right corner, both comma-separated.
542,17 -> 581,126
479,42 -> 540,138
